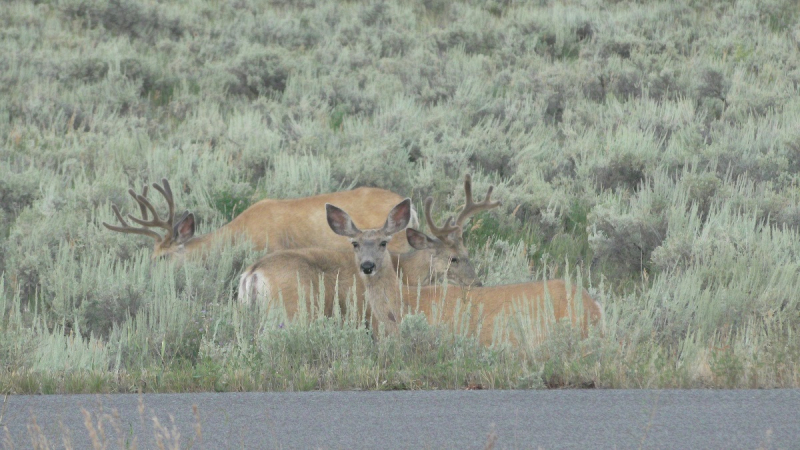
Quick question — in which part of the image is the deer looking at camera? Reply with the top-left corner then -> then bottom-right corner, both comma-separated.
326,199 -> 604,345
237,175 -> 501,325
103,178 -> 417,260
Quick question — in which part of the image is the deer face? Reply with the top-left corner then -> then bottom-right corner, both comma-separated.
350,229 -> 393,276
416,173 -> 502,288
405,228 -> 481,287
327,199 -> 412,278
150,211 -> 197,260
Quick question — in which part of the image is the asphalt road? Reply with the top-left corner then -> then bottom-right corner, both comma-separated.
1,389 -> 798,449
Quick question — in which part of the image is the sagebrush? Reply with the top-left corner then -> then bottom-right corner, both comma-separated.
1,0 -> 799,391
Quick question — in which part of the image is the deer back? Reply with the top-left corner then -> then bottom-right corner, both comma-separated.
224,187 -> 416,253
106,182 -> 416,261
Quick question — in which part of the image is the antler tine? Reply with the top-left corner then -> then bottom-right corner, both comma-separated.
151,178 -> 175,229
103,180 -> 179,242
128,186 -> 149,221
127,193 -> 173,235
121,178 -> 176,242
102,204 -> 163,242
455,174 -> 502,228
424,197 -> 460,239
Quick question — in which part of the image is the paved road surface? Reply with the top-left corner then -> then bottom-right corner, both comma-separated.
2,390 -> 798,449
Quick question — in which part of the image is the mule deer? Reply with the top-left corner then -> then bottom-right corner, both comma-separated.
237,175 -> 502,325
395,174 -> 500,287
103,178 -> 417,260
327,199 -> 604,345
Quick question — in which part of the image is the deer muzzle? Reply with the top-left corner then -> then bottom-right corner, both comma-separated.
360,261 -> 376,275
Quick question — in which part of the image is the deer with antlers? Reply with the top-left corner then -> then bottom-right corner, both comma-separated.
393,174 -> 500,287
237,175 -> 501,326
326,198 -> 604,345
103,179 -> 418,260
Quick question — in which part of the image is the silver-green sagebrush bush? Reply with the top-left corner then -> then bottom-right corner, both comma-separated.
1,0 -> 799,392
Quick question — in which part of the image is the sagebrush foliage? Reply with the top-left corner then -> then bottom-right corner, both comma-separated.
1,0 -> 799,391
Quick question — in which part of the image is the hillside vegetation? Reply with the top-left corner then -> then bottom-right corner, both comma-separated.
1,0 -> 800,392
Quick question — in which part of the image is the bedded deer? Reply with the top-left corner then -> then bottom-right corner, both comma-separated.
102,178 -> 417,260
326,199 -> 604,344
237,175 -> 501,324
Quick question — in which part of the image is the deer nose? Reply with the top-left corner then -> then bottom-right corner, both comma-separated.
360,261 -> 376,275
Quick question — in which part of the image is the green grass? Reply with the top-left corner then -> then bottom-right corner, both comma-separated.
212,190 -> 252,221
1,0 -> 800,392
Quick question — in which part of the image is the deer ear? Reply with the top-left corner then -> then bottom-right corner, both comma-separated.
383,199 -> 412,235
406,228 -> 437,250
326,204 -> 360,237
173,211 -> 195,244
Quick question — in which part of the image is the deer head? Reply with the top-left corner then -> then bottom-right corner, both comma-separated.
102,178 -> 197,260
326,198 -> 412,278
327,199 -> 412,334
411,174 -> 501,287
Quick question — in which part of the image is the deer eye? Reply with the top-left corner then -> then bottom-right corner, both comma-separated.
450,257 -> 459,264
380,241 -> 388,248
352,242 -> 359,249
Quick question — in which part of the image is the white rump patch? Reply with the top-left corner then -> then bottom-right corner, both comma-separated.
238,271 -> 271,305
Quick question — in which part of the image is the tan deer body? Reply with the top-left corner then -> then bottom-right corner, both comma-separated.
237,175 -> 501,326
237,247 -> 463,324
218,187 -> 417,252
400,279 -> 601,346
327,199 -> 604,345
103,180 -> 417,260
238,247 -> 358,318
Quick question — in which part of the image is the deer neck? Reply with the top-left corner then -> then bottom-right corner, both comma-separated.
178,232 -> 217,256
361,254 -> 403,336
181,225 -> 246,257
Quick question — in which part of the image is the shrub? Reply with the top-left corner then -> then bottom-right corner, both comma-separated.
62,0 -> 185,42
0,166 -> 39,238
62,58 -> 109,84
588,172 -> 683,278
226,48 -> 291,99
